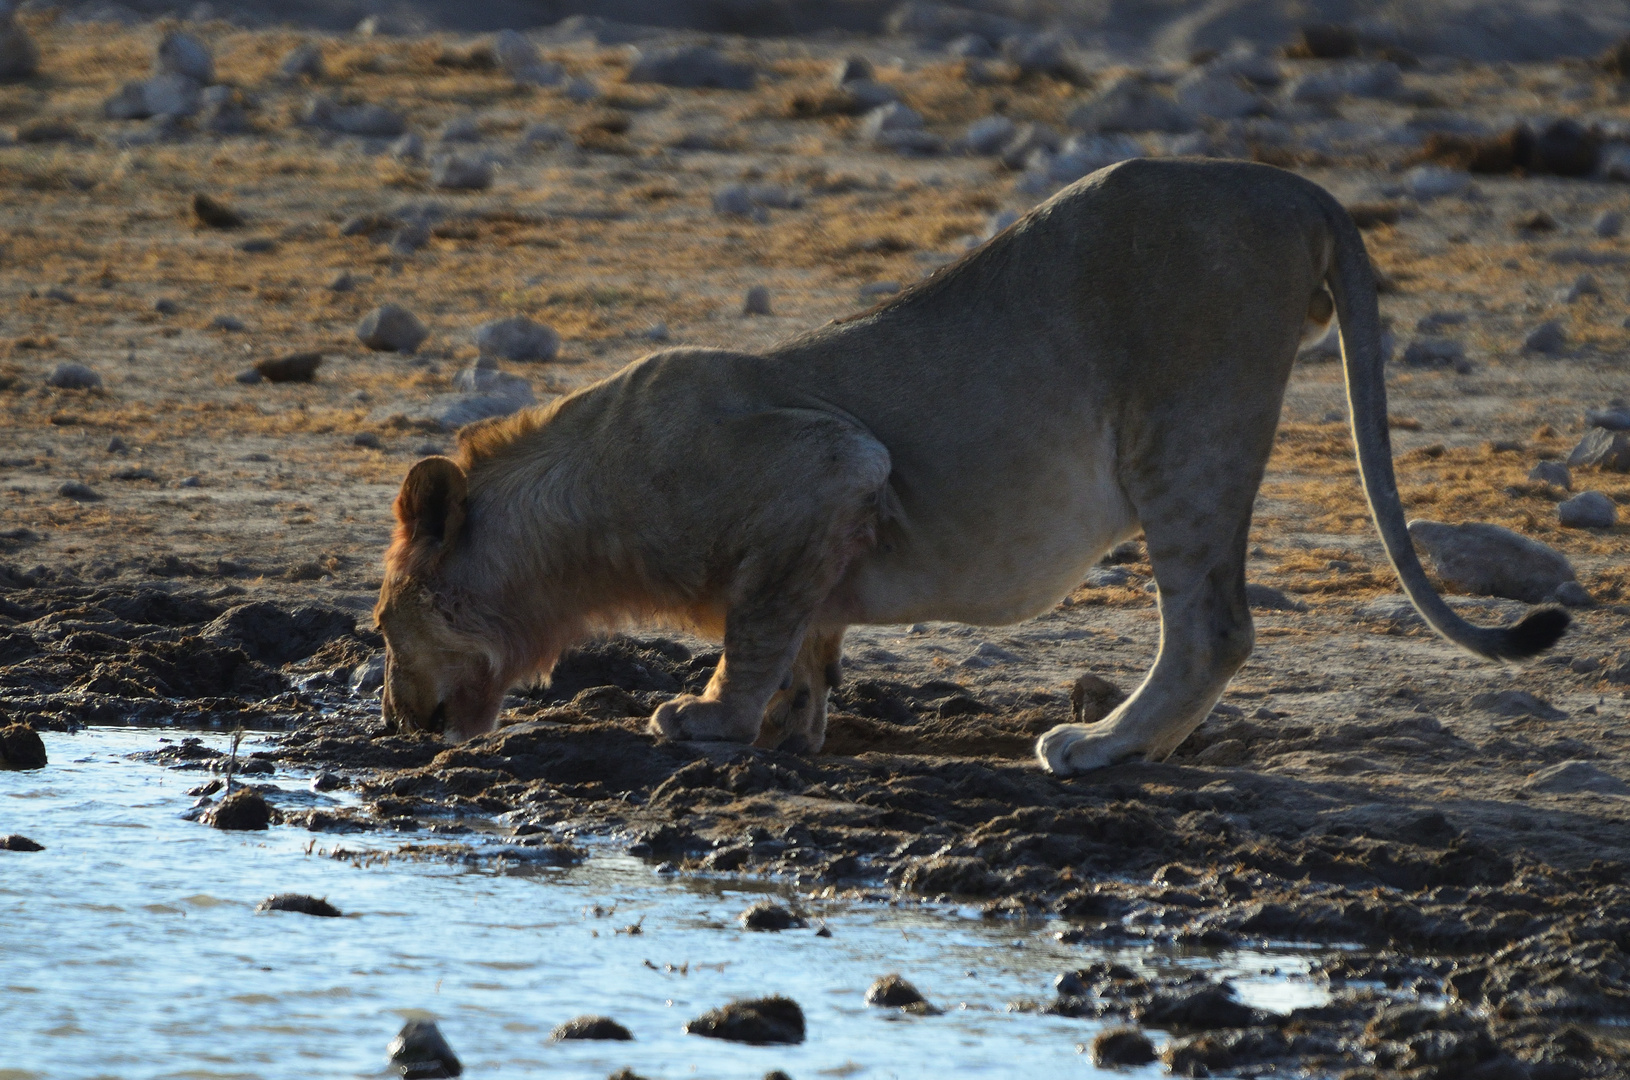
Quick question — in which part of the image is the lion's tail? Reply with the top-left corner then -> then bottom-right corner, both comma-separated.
1318,194 -> 1568,660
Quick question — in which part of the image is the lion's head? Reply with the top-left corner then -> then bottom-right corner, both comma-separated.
374,456 -> 512,741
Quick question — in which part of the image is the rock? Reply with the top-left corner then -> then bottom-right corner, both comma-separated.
474,317 -> 559,363
1562,274 -> 1601,303
1404,166 -> 1472,201
352,432 -> 382,449
1558,491 -> 1618,529
1595,210 -> 1624,238
833,56 -> 873,85
105,74 -> 201,120
1402,338 -> 1466,368
865,974 -> 927,1008
437,116 -> 481,143
519,121 -> 566,147
154,297 -> 180,314
995,122 -> 1061,170
1040,134 -> 1141,185
390,132 -> 424,162
277,42 -> 325,80
236,367 -> 264,384
494,29 -> 563,86
1136,982 -> 1261,1031
210,315 -> 247,332
564,78 -> 599,103
1586,407 -> 1630,431
0,722 -> 47,769
388,1020 -> 463,1078
450,366 -> 534,403
627,46 -> 754,90
858,102 -> 938,154
963,114 -> 1017,155
1204,43 -> 1282,88
1554,581 -> 1594,607
550,1015 -> 632,1041
1071,673 -> 1127,723
742,285 -> 772,316
46,363 -> 101,390
208,789 -> 272,831
1067,74 -> 1195,134
1524,320 -> 1567,354
1528,461 -> 1572,489
157,31 -> 213,83
1407,520 -> 1576,603
1002,33 -> 1077,80
1,834 -> 44,851
0,12 -> 38,80
685,996 -> 804,1045
1471,690 -> 1566,721
1092,1027 -> 1158,1067
739,901 -> 806,931
192,192 -> 244,229
713,184 -> 757,218
431,156 -> 493,191
1174,70 -> 1262,120
1294,23 -> 1359,59
1526,760 -> 1630,796
900,854 -> 997,896
1532,119 -> 1599,177
358,304 -> 428,353
351,655 -> 386,694
256,893 -> 342,917
947,33 -> 995,58
251,350 -> 321,384
58,481 -> 101,501
302,96 -> 406,138
1568,428 -> 1630,471
1245,583 -> 1308,612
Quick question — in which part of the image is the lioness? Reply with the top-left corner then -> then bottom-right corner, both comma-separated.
375,158 -> 1566,774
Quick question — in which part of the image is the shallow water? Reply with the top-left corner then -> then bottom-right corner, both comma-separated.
3,729 -> 1327,1080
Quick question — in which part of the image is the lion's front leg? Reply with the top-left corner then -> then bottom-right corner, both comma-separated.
757,627 -> 845,753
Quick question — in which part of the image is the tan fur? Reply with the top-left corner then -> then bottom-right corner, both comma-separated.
375,158 -> 1563,771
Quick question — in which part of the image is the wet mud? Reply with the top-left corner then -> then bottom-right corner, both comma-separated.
6,569 -> 1630,1076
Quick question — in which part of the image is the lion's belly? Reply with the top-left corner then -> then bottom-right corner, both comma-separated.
829,424 -> 1137,627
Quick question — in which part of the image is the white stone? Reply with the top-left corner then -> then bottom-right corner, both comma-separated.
474,316 -> 559,362
1558,491 -> 1618,529
1404,165 -> 1472,201
1407,519 -> 1577,603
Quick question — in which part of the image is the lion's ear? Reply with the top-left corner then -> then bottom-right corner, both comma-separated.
394,457 -> 468,560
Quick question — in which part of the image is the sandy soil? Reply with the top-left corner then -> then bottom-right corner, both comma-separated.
5,10 -> 1630,1077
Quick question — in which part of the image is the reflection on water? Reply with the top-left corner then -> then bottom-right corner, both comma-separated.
1,730 -> 1326,1079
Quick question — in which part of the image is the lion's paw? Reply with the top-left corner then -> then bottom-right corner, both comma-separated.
1036,723 -> 1143,775
649,695 -> 759,743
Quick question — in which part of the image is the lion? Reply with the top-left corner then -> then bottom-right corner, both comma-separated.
374,158 -> 1567,775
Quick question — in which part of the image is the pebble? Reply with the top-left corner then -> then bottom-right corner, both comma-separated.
105,74 -> 201,121
352,432 -> 383,449
645,322 -> 670,341
1523,320 -> 1567,355
475,316 -> 560,362
1558,491 -> 1618,529
1067,74 -> 1195,134
0,10 -> 39,80
1594,210 -> 1624,239
207,790 -> 272,831
493,30 -> 563,86
1586,407 -> 1630,430
235,368 -> 263,385
302,96 -> 406,138
238,238 -> 276,254
210,315 -> 247,332
684,996 -> 805,1045
1092,1027 -> 1158,1067
327,271 -> 357,292
45,363 -> 101,390
1567,428 -> 1630,471
1407,520 -> 1578,602
1562,274 -> 1600,303
864,973 -> 929,1008
350,655 -> 386,694
157,31 -> 213,83
178,476 -> 202,488
1528,461 -> 1572,489
518,121 -> 567,147
357,303 -> 429,353
277,42 -> 325,80
742,285 -> 772,315
549,1016 -> 633,1041
431,155 -> 493,191
154,297 -> 180,314
388,1020 -> 462,1079
256,894 -> 342,917
626,46 -> 755,90
43,286 -> 76,303
738,901 -> 806,931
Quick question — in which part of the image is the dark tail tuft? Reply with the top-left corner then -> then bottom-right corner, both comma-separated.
1494,607 -> 1570,660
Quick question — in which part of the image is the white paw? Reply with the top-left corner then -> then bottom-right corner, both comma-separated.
649,695 -> 758,743
1036,723 -> 1139,775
